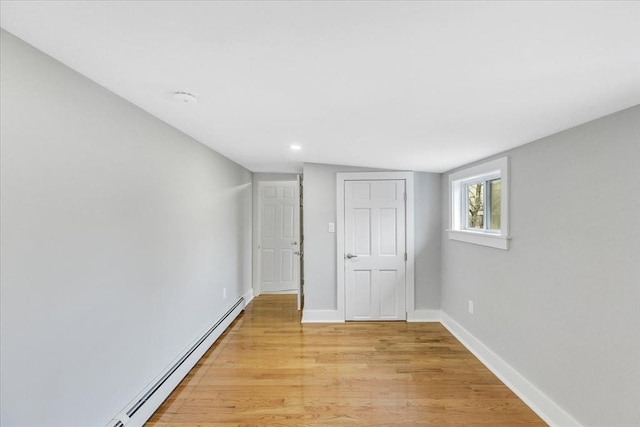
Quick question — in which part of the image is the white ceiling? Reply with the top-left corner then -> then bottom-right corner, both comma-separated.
1,1 -> 639,173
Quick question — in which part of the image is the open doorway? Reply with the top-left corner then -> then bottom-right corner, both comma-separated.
254,177 -> 304,310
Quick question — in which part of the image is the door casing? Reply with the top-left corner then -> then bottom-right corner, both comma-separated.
337,172 -> 415,321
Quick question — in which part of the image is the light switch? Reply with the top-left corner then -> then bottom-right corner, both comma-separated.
328,222 -> 335,233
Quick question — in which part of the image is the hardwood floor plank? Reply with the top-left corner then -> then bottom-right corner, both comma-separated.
146,295 -> 545,426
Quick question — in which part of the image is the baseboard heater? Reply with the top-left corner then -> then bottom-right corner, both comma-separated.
111,297 -> 244,427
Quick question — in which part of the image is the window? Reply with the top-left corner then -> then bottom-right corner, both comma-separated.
464,176 -> 500,231
448,157 -> 509,249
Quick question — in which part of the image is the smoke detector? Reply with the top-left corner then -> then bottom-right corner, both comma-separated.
172,91 -> 197,104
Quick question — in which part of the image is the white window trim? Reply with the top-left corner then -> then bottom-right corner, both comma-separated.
448,156 -> 510,250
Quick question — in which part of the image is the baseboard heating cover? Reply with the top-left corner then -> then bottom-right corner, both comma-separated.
109,297 -> 244,427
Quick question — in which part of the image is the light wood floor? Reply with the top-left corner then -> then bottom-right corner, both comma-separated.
147,295 -> 545,426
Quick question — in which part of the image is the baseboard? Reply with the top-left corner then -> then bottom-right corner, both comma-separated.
261,289 -> 298,295
440,312 -> 581,427
408,309 -> 441,322
108,299 -> 245,427
243,288 -> 254,307
301,309 -> 344,323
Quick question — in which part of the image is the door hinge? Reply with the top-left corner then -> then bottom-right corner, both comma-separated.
403,193 -> 407,202
404,252 -> 407,261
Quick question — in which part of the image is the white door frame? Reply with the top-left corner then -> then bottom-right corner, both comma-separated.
296,174 -> 302,311
255,180 -> 301,297
337,172 -> 415,321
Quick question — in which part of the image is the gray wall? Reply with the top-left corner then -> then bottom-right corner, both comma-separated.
303,162 -> 441,312
440,106 -> 640,426
414,172 -> 441,310
0,30 -> 252,426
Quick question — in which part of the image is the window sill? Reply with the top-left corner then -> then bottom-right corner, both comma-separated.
447,229 -> 510,250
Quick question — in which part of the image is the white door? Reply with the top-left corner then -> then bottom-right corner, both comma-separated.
259,181 -> 300,294
344,180 -> 406,321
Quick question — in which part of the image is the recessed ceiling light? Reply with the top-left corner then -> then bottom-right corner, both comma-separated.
290,144 -> 302,151
172,91 -> 197,104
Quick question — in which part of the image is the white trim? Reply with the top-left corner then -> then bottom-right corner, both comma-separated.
336,171 -> 415,322
440,313 -> 582,427
296,174 -> 302,311
111,300 -> 245,427
448,156 -> 510,250
301,309 -> 345,323
408,309 -> 441,322
261,289 -> 298,295
447,229 -> 510,250
243,288 -> 254,307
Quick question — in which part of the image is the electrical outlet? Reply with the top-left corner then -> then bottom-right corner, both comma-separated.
223,288 -> 227,299
468,300 -> 474,314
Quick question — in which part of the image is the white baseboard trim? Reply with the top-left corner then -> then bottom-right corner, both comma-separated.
408,309 -> 441,322
440,312 -> 581,427
261,289 -> 298,294
243,288 -> 254,307
109,299 -> 245,427
301,309 -> 345,323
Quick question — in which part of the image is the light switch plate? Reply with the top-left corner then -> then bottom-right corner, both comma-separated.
328,222 -> 335,233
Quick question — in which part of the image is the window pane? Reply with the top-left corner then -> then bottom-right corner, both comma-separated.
466,182 -> 484,229
489,179 -> 501,230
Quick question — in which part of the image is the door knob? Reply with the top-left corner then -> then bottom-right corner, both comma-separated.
346,253 -> 358,259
